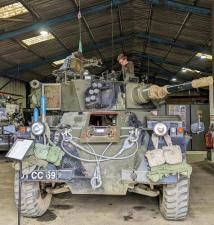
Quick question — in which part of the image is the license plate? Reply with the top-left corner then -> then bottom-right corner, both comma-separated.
23,170 -> 58,181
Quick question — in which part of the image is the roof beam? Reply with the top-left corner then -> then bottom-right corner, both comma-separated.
0,0 -> 131,41
161,0 -> 199,71
3,31 -> 208,78
134,32 -> 210,53
147,0 -> 211,16
131,52 -> 211,74
0,36 -> 129,78
1,33 -> 211,78
134,65 -> 185,83
132,60 -> 184,81
0,52 -> 44,79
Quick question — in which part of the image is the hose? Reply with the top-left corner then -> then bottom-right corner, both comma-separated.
60,131 -> 139,190
60,137 -> 139,163
62,134 -> 130,160
87,143 -> 112,189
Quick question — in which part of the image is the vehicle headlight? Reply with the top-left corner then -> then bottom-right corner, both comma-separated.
31,122 -> 45,136
153,122 -> 168,136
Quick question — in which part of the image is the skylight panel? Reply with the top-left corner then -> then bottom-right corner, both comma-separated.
0,2 -> 28,18
22,33 -> 55,46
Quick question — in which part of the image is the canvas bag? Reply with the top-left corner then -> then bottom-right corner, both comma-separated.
162,135 -> 183,165
145,134 -> 165,167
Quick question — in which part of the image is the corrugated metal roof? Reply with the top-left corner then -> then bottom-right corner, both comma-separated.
0,0 -> 212,84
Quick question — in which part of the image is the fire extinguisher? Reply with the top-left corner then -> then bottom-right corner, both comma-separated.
205,130 -> 213,149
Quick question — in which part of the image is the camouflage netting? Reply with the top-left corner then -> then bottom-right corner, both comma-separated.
192,76 -> 213,88
148,85 -> 169,100
147,161 -> 192,182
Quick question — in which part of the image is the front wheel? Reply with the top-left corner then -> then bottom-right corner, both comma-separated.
14,173 -> 52,217
159,178 -> 190,220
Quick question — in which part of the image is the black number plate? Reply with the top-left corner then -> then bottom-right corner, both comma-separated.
23,170 -> 58,181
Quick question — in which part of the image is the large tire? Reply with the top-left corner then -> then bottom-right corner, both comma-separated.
14,173 -> 52,217
159,178 -> 190,221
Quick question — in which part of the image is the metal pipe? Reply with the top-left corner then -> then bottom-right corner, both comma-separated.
207,1 -> 214,161
210,1 -> 214,122
212,1 -> 214,76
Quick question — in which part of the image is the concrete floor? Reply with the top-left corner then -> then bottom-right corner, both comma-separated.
0,160 -> 214,225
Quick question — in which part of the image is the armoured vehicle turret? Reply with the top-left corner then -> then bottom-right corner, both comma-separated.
12,57 -> 213,221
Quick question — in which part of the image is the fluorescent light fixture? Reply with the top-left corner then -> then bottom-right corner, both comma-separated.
0,2 -> 28,18
22,33 -> 55,46
196,53 -> 212,60
181,67 -> 201,74
53,59 -> 65,66
40,30 -> 49,37
171,78 -> 177,82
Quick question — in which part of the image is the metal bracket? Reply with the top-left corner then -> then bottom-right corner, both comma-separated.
121,169 -> 178,184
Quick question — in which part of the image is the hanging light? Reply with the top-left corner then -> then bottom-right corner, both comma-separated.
196,53 -> 212,60
181,67 -> 201,74
40,30 -> 48,37
200,55 -> 206,59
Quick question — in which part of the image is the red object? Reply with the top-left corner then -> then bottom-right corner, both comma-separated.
205,131 -> 213,149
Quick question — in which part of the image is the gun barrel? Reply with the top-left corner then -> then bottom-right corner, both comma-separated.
132,76 -> 213,104
167,76 -> 213,93
166,81 -> 192,93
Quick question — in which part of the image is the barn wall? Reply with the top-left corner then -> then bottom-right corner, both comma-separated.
0,77 -> 26,107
